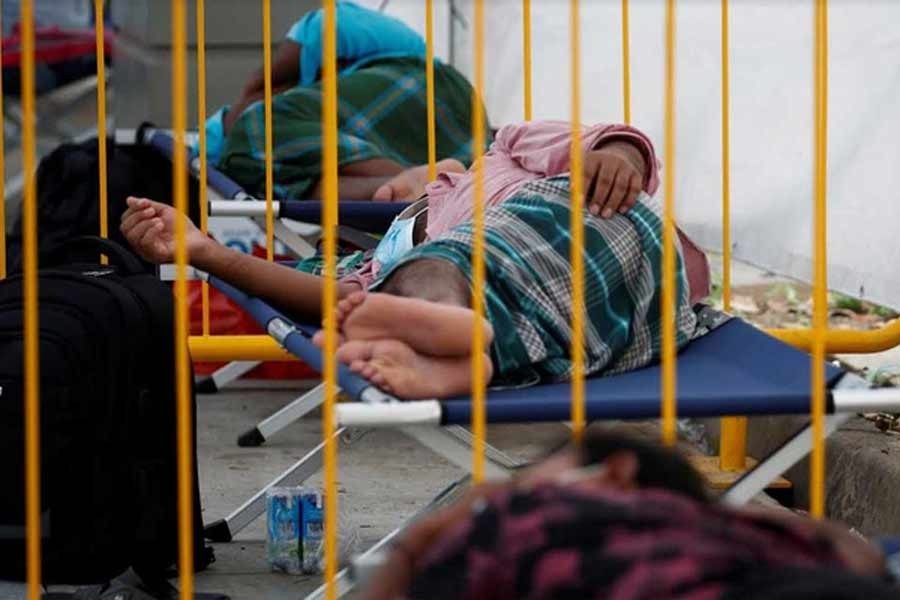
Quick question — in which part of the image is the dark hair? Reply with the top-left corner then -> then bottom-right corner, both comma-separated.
578,430 -> 709,503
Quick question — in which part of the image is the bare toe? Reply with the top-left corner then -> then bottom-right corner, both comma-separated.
361,363 -> 378,380
335,340 -> 375,366
336,291 -> 368,327
313,329 -> 345,348
371,371 -> 388,387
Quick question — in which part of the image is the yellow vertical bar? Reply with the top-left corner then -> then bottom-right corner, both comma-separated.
425,0 -> 437,181
569,0 -> 585,441
720,0 -> 731,313
197,0 -> 210,335
470,0 -> 487,483
94,0 -> 108,265
0,9 -> 6,280
321,1 -> 340,596
810,0 -> 829,520
263,0 -> 275,261
661,0 -> 677,446
171,0 -> 195,596
621,0 -> 631,124
718,0 -> 747,472
719,416 -> 748,470
522,0 -> 533,121
20,2 -> 41,598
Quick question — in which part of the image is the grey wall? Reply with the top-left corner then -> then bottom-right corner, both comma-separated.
111,0 -> 318,128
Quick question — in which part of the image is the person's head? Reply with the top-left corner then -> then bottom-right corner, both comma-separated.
519,429 -> 709,503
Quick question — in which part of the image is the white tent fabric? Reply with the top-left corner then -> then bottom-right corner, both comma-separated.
382,0 -> 898,309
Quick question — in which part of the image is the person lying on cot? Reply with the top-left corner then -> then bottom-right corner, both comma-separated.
363,430 -> 897,600
197,0 -> 485,203
122,119 -> 710,400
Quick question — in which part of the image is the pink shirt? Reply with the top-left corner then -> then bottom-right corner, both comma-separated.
346,120 -> 710,303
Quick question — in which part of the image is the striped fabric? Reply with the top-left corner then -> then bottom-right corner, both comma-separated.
294,249 -> 369,278
218,57 -> 486,199
377,176 -> 698,386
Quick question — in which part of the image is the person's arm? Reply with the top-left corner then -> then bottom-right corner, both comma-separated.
120,197 -> 359,320
240,40 -> 302,99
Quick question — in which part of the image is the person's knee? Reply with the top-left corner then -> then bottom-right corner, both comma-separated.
380,259 -> 470,307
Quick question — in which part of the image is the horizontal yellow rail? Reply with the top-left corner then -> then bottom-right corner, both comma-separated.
188,335 -> 297,362
184,313 -> 900,366
768,317 -> 900,354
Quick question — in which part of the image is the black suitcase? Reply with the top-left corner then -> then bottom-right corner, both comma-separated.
0,237 -> 212,584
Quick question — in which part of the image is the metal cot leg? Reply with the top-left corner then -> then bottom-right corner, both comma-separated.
238,383 -> 326,446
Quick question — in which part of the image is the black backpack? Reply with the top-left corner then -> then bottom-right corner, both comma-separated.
0,237 -> 213,585
6,127 -> 200,275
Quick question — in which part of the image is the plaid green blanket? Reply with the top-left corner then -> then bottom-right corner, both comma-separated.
218,57 -> 486,199
377,177 -> 698,385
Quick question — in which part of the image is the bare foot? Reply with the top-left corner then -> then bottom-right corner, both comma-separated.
372,158 -> 466,201
311,290 -> 367,348
337,292 -> 494,357
336,339 -> 492,400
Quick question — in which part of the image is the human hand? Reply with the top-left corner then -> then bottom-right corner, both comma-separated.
119,197 -> 208,264
583,141 -> 647,219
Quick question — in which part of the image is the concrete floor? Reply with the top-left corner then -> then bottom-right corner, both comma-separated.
191,384 -> 568,599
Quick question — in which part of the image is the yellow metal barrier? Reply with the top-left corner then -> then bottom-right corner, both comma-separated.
470,0 -> 488,483
94,0 -> 108,262
263,0 -> 275,261
661,0 -> 678,446
717,0 -> 748,473
14,0 -> 897,586
621,0 -> 631,124
810,0 -> 829,520
425,0 -> 437,181
320,0 -> 340,595
188,335 -> 298,362
770,319 -> 900,354
171,0 -> 195,595
21,2 -> 41,597
197,0 -> 211,336
569,0 -> 586,441
522,0 -> 533,121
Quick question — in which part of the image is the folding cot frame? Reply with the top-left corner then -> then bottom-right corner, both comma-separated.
143,127 -> 410,400
200,271 -> 900,599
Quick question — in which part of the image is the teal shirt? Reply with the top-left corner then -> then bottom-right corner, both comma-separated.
287,1 -> 426,85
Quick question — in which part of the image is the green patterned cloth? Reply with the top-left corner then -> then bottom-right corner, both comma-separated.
294,249 -> 369,278
375,177 -> 698,386
218,57 -> 486,199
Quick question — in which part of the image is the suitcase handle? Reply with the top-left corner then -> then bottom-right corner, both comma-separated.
43,236 -> 146,275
